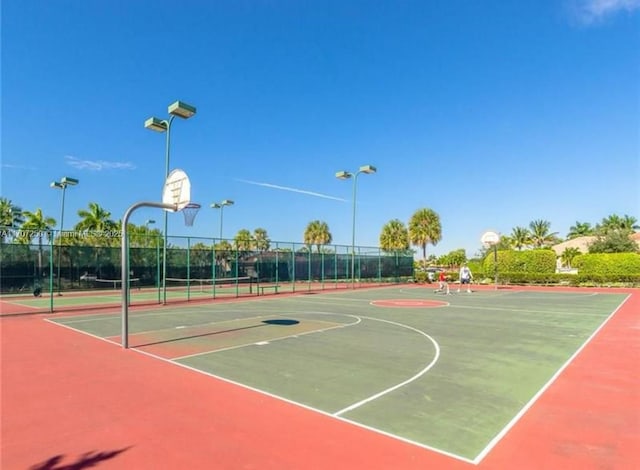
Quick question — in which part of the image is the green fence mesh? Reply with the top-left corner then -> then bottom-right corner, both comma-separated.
0,231 -> 414,314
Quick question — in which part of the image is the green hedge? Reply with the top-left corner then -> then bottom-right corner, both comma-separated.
480,251 -> 640,286
573,253 -> 640,275
484,249 -> 556,275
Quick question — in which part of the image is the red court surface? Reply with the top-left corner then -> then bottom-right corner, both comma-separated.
1,287 -> 638,469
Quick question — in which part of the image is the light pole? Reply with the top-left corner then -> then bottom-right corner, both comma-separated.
145,219 -> 156,229
335,165 -> 376,288
145,100 -> 196,304
210,200 -> 234,240
51,176 -> 79,295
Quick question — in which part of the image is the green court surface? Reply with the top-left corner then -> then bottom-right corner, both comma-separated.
49,286 -> 628,462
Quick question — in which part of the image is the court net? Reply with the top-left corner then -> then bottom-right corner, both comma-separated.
93,278 -> 140,289
165,277 -> 254,292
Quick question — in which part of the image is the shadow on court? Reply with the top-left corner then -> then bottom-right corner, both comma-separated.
29,447 -> 131,470
135,319 -> 300,347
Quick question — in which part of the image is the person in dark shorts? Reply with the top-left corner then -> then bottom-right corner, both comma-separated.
458,264 -> 473,293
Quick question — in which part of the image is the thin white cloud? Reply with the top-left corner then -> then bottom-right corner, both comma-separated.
570,0 -> 640,24
236,178 -> 348,202
1,163 -> 38,170
65,155 -> 136,171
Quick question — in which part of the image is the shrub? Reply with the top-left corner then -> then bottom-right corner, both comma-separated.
484,249 -> 556,276
573,253 -> 640,276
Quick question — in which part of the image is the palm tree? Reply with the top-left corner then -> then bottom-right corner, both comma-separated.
595,217 -> 615,235
18,208 -> 57,277
234,229 -> 253,257
528,219 -> 558,248
408,208 -> 442,259
379,219 -> 409,253
0,198 -> 24,242
303,220 -> 332,253
509,226 -> 531,250
75,202 -> 116,232
560,247 -> 581,268
567,221 -> 593,239
620,214 -> 639,232
253,228 -> 270,252
214,240 -> 233,276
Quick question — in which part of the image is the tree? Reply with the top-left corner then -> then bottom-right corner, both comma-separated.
18,208 -> 57,276
560,247 -> 581,268
0,198 -> 24,242
303,220 -> 332,253
75,203 -> 116,233
509,226 -> 531,250
596,214 -> 638,235
214,240 -> 234,276
528,219 -> 559,248
408,208 -> 442,260
567,221 -> 593,239
189,242 -> 213,278
253,228 -> 270,252
379,219 -> 409,253
588,231 -> 639,254
234,229 -> 253,256
620,214 -> 639,232
437,249 -> 467,268
18,208 -> 56,243
128,224 -> 162,249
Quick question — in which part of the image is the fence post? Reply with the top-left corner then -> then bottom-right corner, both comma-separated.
49,234 -> 54,313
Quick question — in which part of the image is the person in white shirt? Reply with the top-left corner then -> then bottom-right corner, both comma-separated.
458,264 -> 473,293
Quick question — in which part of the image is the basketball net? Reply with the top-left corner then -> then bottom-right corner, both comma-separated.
182,203 -> 201,227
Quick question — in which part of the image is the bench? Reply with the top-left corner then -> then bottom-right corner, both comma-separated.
258,285 -> 280,295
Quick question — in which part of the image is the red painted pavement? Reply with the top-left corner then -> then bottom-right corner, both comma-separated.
1,287 -> 638,469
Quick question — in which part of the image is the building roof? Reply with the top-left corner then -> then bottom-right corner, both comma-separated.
551,232 -> 640,256
551,236 -> 597,256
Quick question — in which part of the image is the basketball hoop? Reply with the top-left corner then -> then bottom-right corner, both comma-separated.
182,203 -> 201,227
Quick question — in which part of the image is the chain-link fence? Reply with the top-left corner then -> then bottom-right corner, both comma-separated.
0,231 -> 414,314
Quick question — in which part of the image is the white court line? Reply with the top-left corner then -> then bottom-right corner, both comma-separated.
130,321 -> 472,465
125,313 -> 285,339
286,295 -> 374,303
472,293 -> 632,464
45,317 -> 122,347
172,313 -> 362,360
451,304 -> 614,317
333,315 -> 440,416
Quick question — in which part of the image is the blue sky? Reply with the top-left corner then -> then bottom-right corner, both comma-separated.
2,0 -> 639,258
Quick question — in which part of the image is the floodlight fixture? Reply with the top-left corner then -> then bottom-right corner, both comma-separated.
211,199 -> 234,239
144,117 -> 168,132
359,165 -> 377,174
61,176 -> 79,186
335,170 -> 352,180
168,100 -> 197,119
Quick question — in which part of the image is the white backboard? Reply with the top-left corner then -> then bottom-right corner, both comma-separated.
162,169 -> 191,211
481,230 -> 500,247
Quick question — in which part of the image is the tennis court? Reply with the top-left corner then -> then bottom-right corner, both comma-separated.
0,277 -> 257,311
46,285 -> 630,463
